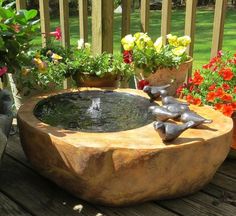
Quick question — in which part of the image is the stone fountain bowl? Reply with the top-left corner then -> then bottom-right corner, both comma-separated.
17,88 -> 233,206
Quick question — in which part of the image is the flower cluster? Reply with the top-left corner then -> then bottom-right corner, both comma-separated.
121,32 -> 191,75
177,51 -> 236,117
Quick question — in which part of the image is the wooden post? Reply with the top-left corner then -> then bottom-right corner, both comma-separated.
78,0 -> 88,42
121,0 -> 131,38
16,0 -> 26,10
161,0 -> 172,44
92,0 -> 114,54
211,0 -> 227,58
185,0 -> 197,78
59,0 -> 70,48
39,0 -> 50,47
140,0 -> 149,32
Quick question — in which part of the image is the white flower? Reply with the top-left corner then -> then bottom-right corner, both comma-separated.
77,38 -> 84,49
121,34 -> 136,51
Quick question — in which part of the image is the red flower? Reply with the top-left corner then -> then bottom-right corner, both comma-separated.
215,87 -> 224,98
222,83 -> 230,90
123,50 -> 133,64
214,103 -> 223,111
222,104 -> 234,117
0,66 -> 8,77
50,27 -> 62,40
208,84 -> 216,91
186,94 -> 194,103
232,102 -> 236,110
221,94 -> 233,102
206,91 -> 216,102
138,79 -> 149,90
234,87 -> 236,93
192,70 -> 204,85
217,50 -> 223,57
219,67 -> 234,80
193,97 -> 202,106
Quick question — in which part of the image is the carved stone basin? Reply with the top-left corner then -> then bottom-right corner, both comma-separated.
17,88 -> 233,206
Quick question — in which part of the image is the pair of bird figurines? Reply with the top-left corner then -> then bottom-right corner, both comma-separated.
143,85 -> 212,142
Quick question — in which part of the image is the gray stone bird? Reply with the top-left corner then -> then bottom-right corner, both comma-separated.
153,120 -> 195,142
163,103 -> 190,114
143,84 -> 170,102
149,106 -> 180,121
180,111 -> 212,127
161,96 -> 189,105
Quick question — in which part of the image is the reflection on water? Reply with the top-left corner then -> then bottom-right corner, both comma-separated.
34,91 -> 154,132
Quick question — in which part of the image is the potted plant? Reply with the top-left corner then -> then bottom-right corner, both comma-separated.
0,1 -> 39,109
121,33 -> 192,95
69,39 -> 134,88
177,51 -> 236,157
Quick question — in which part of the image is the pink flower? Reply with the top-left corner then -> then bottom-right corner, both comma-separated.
50,27 -> 62,40
0,66 -> 8,77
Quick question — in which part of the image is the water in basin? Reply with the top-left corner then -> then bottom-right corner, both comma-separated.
34,90 -> 154,132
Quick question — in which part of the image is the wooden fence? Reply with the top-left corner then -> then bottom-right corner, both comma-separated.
0,0 -> 227,89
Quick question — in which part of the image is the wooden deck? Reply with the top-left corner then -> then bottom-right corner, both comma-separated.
0,130 -> 236,216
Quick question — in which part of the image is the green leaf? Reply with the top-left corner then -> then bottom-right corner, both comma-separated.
0,36 -> 4,49
4,2 -> 15,9
24,9 -> 38,21
0,7 -> 14,19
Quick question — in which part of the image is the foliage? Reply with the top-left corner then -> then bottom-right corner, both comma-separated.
121,32 -> 191,76
68,39 -> 134,81
0,0 -> 39,75
177,51 -> 236,117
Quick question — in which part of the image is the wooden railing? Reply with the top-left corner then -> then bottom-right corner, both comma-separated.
6,0 -> 227,87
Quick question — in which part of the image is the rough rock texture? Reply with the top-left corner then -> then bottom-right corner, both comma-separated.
17,88 -> 233,206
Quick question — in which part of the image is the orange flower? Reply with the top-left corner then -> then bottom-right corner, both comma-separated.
232,102 -> 236,110
234,87 -> 236,93
222,104 -> 234,117
221,94 -> 233,102
214,103 -> 223,111
192,70 -> 204,85
206,92 -> 216,102
186,94 -> 194,104
219,67 -> 234,80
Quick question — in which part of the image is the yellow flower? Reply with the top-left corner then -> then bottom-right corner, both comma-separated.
172,46 -> 187,56
134,32 -> 145,40
121,34 -> 135,51
21,68 -> 30,76
154,36 -> 163,53
167,34 -> 179,47
51,53 -> 63,60
177,35 -> 191,46
33,58 -> 47,72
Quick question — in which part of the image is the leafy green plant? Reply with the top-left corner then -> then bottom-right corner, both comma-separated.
121,32 -> 191,75
0,0 -> 39,75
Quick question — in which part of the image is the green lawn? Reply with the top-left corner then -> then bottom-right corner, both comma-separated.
32,8 -> 236,70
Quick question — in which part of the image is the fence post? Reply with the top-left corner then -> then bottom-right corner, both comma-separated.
121,0 -> 131,38
92,0 -> 114,54
140,0 -> 149,32
78,0 -> 88,42
185,0 -> 197,78
39,0 -> 50,48
161,0 -> 172,44
16,0 -> 26,10
211,0 -> 227,58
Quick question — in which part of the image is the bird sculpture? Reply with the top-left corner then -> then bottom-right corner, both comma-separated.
143,84 -> 170,102
161,96 -> 189,105
153,120 -> 195,142
149,106 -> 180,121
180,111 -> 212,127
163,103 -> 190,114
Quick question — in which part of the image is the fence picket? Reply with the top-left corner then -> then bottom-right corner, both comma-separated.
39,0 -> 50,47
121,0 -> 131,38
161,0 -> 172,44
79,0 -> 88,42
16,0 -> 26,10
141,0 -> 150,32
211,0 -> 227,58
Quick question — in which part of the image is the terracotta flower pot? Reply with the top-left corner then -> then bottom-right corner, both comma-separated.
135,58 -> 193,95
73,73 -> 119,88
228,114 -> 236,159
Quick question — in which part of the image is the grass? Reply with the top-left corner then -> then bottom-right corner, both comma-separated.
32,8 -> 236,70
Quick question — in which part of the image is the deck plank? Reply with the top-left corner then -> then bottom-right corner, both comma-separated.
4,134 -> 178,216
0,191 -> 32,216
3,133 -> 236,216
